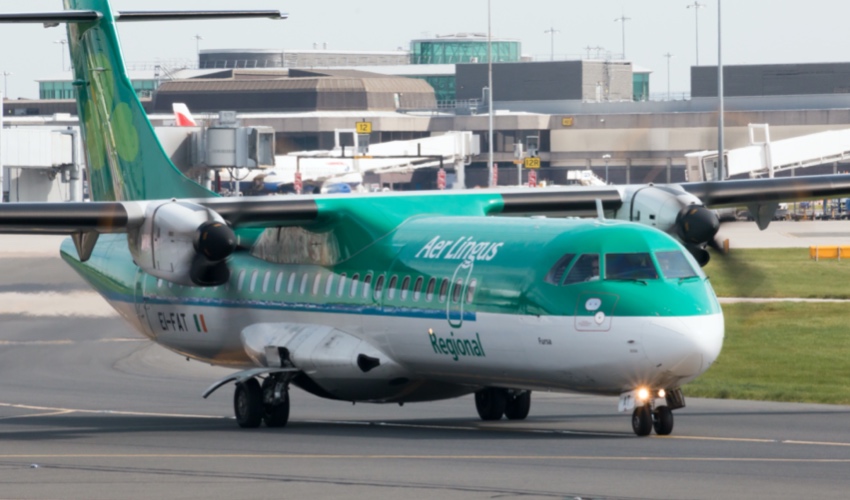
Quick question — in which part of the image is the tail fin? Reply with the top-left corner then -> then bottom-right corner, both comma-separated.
173,103 -> 198,127
64,0 -> 213,201
0,0 -> 283,202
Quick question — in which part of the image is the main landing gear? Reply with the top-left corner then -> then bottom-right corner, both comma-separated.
234,373 -> 290,428
474,388 -> 531,421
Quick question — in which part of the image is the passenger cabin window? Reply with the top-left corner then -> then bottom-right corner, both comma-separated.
451,279 -> 463,302
656,251 -> 699,279
262,271 -> 271,293
387,276 -> 398,300
545,254 -> 576,285
425,277 -> 436,302
275,272 -> 284,293
324,274 -> 334,296
563,254 -> 600,285
374,275 -> 386,301
349,273 -> 360,297
361,273 -> 373,299
249,270 -> 259,292
413,277 -> 424,301
466,278 -> 477,304
287,273 -> 296,294
438,278 -> 450,303
605,253 -> 658,281
400,276 -> 411,300
312,273 -> 322,296
300,273 -> 309,295
337,273 -> 347,297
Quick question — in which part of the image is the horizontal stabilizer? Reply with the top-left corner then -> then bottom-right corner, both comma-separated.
116,10 -> 286,22
0,203 -> 136,235
0,11 -> 101,24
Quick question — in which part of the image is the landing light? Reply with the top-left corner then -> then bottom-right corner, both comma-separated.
658,389 -> 666,399
637,388 -> 650,401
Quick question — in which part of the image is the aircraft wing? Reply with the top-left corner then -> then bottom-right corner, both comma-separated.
682,174 -> 850,208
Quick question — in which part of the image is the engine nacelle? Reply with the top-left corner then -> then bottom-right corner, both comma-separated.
128,201 -> 236,287
614,185 -> 720,266
615,184 -> 702,234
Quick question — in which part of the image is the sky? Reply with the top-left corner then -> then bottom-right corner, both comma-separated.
1,0 -> 849,100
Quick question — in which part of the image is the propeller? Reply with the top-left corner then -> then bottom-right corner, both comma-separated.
190,220 -> 237,286
674,204 -> 721,266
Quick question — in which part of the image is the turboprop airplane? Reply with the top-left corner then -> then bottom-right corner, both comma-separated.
2,1 -> 850,437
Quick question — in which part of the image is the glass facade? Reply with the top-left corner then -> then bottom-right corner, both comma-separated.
39,79 -> 159,99
633,73 -> 650,102
411,39 -> 521,65
417,75 -> 456,103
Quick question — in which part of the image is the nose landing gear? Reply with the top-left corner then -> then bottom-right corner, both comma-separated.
624,387 -> 684,436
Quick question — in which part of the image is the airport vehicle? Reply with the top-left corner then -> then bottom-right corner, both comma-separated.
1,1 -> 850,436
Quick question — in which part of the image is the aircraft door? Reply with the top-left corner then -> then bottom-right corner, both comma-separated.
447,260 -> 474,328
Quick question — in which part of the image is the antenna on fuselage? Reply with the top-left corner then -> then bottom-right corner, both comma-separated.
595,198 -> 605,220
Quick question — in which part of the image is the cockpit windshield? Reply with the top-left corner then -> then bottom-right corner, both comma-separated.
563,254 -> 600,284
655,251 -> 699,279
605,253 -> 658,281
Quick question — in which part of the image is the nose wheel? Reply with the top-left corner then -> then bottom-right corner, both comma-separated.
631,405 -> 675,436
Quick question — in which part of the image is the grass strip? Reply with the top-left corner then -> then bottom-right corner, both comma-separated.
686,302 -> 850,405
704,248 -> 850,299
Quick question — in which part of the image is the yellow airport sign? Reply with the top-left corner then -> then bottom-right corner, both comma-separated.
356,121 -> 373,134
524,157 -> 541,169
561,117 -> 574,127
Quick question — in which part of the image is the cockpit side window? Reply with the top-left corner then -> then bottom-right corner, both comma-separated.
545,253 -> 575,285
563,254 -> 600,285
605,253 -> 658,280
656,251 -> 699,279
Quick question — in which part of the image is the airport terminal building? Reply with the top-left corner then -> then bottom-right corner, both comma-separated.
6,41 -> 850,195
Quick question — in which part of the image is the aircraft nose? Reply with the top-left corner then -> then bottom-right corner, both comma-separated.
644,314 -> 724,379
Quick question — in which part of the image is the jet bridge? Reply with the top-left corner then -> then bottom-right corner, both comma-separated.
250,131 -> 479,193
686,124 -> 850,181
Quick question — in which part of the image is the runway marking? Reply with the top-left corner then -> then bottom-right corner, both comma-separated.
0,292 -> 117,317
0,403 -> 227,420
3,404 -> 850,449
0,410 -> 74,420
719,297 -> 850,303
0,338 -> 146,346
0,453 -> 847,463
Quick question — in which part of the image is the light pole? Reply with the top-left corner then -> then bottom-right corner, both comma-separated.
194,34 -> 203,65
687,1 -> 706,65
544,27 -> 560,61
1,72 -> 10,97
54,39 -> 67,71
487,0 -> 494,187
717,0 -> 725,179
664,53 -> 673,100
614,12 -> 631,59
602,154 -> 611,184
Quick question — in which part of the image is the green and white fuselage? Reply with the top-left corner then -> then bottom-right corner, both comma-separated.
62,200 -> 724,404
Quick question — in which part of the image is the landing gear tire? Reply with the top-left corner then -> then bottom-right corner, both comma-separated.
475,388 -> 507,421
234,378 -> 263,428
653,406 -> 674,436
262,377 -> 290,428
631,406 -> 652,437
504,391 -> 531,420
